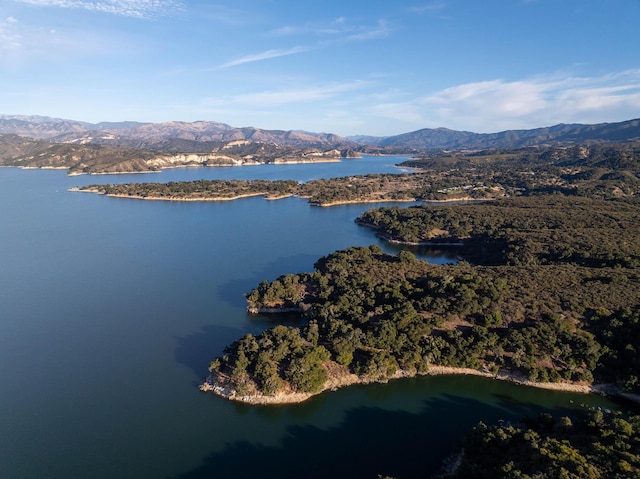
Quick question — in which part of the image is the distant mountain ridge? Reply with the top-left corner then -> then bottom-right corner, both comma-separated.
356,119 -> 640,149
0,115 -> 351,150
1,115 -> 640,151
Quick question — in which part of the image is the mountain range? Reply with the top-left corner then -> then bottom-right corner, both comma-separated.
2,115 -> 640,151
1,115 -> 639,175
0,116 -> 349,150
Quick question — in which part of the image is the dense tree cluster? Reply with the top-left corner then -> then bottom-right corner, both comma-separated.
443,411 -> 640,479
84,179 -> 299,200
209,325 -> 330,395
357,196 -> 640,268
211,238 -> 640,396
590,308 -> 640,392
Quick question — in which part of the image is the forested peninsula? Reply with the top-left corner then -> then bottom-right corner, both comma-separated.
197,143 -> 640,404
73,173 -> 494,206
201,192 -> 640,404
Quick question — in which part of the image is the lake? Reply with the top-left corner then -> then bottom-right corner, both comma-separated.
0,157 -> 631,478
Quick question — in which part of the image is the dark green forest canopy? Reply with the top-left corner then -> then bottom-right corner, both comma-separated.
205,146 -> 640,399
442,411 -> 640,479
356,196 -> 640,268
213,239 -> 640,396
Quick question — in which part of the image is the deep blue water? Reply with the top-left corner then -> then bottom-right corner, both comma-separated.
0,157 -> 630,479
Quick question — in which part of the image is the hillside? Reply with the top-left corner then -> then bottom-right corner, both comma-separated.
4,115 -> 640,175
0,133 -> 343,175
3,115 -> 640,153
0,116 -> 353,150
357,118 -> 640,149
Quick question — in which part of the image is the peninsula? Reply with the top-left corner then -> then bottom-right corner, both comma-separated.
73,173 -> 495,206
74,142 -> 640,205
202,193 -> 640,404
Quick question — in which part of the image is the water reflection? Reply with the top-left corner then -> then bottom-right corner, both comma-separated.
170,381 -> 623,479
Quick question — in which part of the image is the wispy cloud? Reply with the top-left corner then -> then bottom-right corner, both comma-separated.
270,17 -> 391,42
369,69 -> 640,132
14,0 -> 182,19
227,81 -> 367,107
0,16 -> 62,67
406,2 -> 447,14
346,20 -> 390,41
218,46 -> 308,69
240,17 -> 391,73
0,14 -> 140,69
1,17 -> 23,51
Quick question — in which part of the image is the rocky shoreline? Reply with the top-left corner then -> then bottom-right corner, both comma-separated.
199,364 -> 640,406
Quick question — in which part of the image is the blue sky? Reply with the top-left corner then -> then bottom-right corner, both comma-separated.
1,0 -> 639,136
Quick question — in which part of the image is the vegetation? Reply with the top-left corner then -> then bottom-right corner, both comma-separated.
188,142 -> 640,474
212,197 -> 640,394
79,172 -> 494,205
356,196 -> 640,268
84,179 -> 301,200
442,411 -> 640,479
79,142 -> 640,204
207,193 -> 640,398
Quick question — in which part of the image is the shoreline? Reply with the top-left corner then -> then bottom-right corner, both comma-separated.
314,197 -> 418,207
199,364 -> 640,406
73,156 -> 342,176
4,157 -> 349,176
69,188 -> 292,202
71,187 -> 485,208
356,220 -> 465,246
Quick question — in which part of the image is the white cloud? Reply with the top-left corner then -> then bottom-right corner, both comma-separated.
218,46 -> 308,69
14,0 -> 182,18
369,70 -> 640,132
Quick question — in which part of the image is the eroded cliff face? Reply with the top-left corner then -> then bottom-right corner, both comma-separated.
145,153 -> 249,168
1,136 -> 345,175
115,149 -> 340,173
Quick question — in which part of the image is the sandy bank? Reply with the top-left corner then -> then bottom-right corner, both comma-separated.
200,364 -> 638,406
69,189 -> 286,202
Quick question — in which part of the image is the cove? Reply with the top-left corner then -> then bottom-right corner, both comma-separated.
0,157 -> 633,479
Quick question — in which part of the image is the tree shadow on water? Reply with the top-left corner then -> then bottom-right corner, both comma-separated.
166,393 -> 565,479
175,255 -> 320,383
217,253 -> 320,309
173,324 -> 245,380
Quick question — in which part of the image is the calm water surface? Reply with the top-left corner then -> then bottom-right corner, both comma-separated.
0,157 -> 632,478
